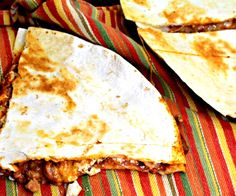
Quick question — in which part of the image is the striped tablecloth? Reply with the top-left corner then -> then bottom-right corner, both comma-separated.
0,0 -> 235,195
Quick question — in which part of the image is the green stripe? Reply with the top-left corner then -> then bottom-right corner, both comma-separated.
180,173 -> 193,196
158,76 -> 175,101
82,175 -> 93,196
6,179 -> 17,196
0,62 -> 3,82
186,109 -> 221,195
94,20 -> 116,52
106,170 -> 122,196
128,39 -> 150,69
167,175 -> 177,196
74,0 -> 80,9
91,4 -> 97,20
76,10 -> 98,44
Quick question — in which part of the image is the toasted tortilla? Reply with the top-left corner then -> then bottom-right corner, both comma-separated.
120,0 -> 236,26
137,25 -> 236,118
0,27 -> 185,189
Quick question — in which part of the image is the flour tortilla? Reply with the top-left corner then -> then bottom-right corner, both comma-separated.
137,25 -> 236,118
0,27 -> 185,174
120,0 -> 236,26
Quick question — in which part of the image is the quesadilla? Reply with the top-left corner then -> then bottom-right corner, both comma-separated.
120,1 -> 236,118
120,0 -> 236,29
0,27 -> 186,192
137,26 -> 236,118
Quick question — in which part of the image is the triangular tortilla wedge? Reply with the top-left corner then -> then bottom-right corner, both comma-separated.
137,25 -> 236,118
0,27 -> 185,191
120,0 -> 236,26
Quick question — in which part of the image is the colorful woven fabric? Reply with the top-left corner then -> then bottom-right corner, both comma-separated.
0,0 -> 235,195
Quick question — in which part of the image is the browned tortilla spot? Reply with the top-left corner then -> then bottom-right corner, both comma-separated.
14,31 -> 77,111
192,37 -> 236,72
133,0 -> 149,6
161,0 -> 207,24
37,115 -> 109,147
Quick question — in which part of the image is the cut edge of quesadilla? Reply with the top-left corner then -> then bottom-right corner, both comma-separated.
0,27 -> 186,192
120,0 -> 236,29
137,26 -> 236,118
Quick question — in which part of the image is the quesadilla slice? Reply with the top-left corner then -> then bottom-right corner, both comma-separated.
0,27 -> 186,192
120,0 -> 236,28
137,26 -> 236,118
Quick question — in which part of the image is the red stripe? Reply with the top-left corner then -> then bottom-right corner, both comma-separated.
197,107 -> 235,194
33,3 -> 54,23
117,170 -> 136,196
219,117 -> 236,166
109,10 -> 116,28
100,170 -> 112,196
119,33 -> 144,66
0,11 -> 4,25
86,17 -> 106,45
62,0 -> 85,37
0,178 -> 6,195
0,28 -> 14,75
46,0 -> 71,30
138,172 -> 153,195
17,183 -> 33,196
179,105 -> 211,194
77,178 -> 85,196
89,174 -> 104,195
174,174 -> 185,195
40,184 -> 52,196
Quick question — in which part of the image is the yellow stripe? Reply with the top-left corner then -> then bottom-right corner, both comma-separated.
10,181 -> 16,196
50,185 -> 60,196
33,188 -> 42,196
104,10 -> 112,27
232,123 -> 236,140
111,171 -> 122,196
43,3 -> 60,25
192,111 -> 220,192
3,12 -> 11,26
131,171 -> 144,196
210,111 -> 236,189
54,0 -> 77,33
148,173 -> 160,196
6,27 -> 16,50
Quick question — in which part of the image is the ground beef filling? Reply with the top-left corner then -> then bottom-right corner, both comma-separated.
162,18 -> 236,33
7,159 -> 168,192
0,71 -> 15,128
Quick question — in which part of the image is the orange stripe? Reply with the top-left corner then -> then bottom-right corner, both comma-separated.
89,173 -> 105,195
155,175 -> 166,196
185,152 -> 204,195
198,111 -> 231,195
117,171 -> 136,196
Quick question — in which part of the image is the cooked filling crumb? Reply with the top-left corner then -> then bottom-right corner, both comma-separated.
161,18 -> 236,33
1,159 -> 170,192
0,71 -> 16,129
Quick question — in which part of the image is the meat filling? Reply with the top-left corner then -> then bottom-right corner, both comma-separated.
0,71 -> 15,128
162,18 -> 236,33
5,159 -> 169,192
